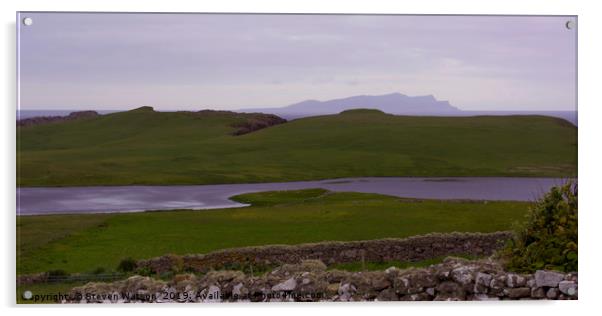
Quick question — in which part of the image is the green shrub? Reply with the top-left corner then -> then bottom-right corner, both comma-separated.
117,257 -> 137,272
46,269 -> 68,277
135,266 -> 153,276
500,181 -> 577,272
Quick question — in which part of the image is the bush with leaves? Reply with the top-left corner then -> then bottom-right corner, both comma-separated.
500,181 -> 577,273
117,257 -> 137,272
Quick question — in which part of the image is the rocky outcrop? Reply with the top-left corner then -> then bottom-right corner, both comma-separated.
177,109 -> 286,135
17,111 -> 100,127
230,113 -> 287,135
64,258 -> 577,303
136,232 -> 513,275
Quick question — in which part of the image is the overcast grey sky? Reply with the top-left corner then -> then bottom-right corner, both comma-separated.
18,13 -> 576,111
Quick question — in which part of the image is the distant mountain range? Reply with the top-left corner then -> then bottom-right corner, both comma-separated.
237,93 -> 576,125
17,92 -> 577,125
240,93 -> 461,117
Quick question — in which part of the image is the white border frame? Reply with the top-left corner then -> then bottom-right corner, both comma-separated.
2,1 -> 600,315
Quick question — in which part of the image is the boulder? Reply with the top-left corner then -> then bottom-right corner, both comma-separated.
393,276 -> 410,294
232,282 -> 246,297
450,266 -> 474,284
326,283 -> 340,296
489,275 -> 507,294
425,287 -> 436,296
474,272 -> 492,294
436,281 -> 465,300
506,273 -> 526,288
376,288 -> 399,301
325,270 -> 348,283
371,274 -> 392,291
505,287 -> 531,299
271,277 -> 297,292
408,270 -> 438,289
564,272 -> 578,282
535,270 -> 565,288
200,285 -> 221,303
531,287 -> 546,299
558,281 -> 578,297
338,283 -> 357,301
546,288 -> 559,299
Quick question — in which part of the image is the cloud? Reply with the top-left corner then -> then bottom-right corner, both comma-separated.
18,13 -> 576,110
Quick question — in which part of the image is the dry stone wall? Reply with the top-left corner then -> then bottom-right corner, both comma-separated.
17,232 -> 512,286
66,258 -> 577,303
137,231 -> 513,274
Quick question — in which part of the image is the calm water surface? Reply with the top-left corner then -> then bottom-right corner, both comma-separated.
17,177 -> 570,215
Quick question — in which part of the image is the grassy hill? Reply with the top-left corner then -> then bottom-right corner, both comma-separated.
17,107 -> 577,186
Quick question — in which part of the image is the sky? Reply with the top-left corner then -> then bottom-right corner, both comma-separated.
18,13 -> 577,111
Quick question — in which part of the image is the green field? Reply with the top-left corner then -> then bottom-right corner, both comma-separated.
17,108 -> 577,186
18,189 -> 530,275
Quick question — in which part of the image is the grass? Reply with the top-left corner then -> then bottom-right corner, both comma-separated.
16,213 -> 111,264
18,189 -> 530,275
17,108 -> 577,186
